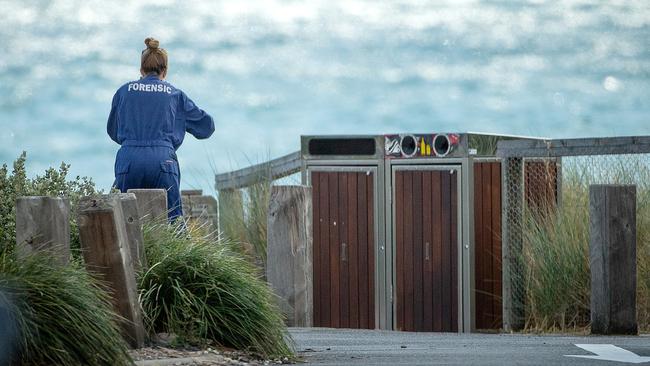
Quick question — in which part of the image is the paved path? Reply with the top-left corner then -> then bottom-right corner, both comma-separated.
289,328 -> 650,365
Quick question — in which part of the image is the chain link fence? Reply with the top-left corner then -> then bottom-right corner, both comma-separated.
498,137 -> 650,332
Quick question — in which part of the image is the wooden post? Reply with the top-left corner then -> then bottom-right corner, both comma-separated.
77,195 -> 146,348
502,157 -> 525,332
182,190 -> 219,234
127,189 -> 168,224
116,193 -> 147,271
589,184 -> 637,335
266,186 -> 313,327
15,197 -> 70,264
181,189 -> 203,197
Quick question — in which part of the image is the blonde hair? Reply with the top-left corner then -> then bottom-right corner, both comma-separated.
141,37 -> 168,75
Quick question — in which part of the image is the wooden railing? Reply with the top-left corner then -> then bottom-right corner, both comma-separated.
214,151 -> 301,190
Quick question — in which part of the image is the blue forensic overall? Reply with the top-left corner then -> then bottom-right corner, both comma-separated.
107,73 -> 214,221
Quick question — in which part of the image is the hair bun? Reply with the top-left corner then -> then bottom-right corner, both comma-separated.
144,37 -> 160,49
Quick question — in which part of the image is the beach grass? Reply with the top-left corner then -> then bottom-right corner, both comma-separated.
522,157 -> 650,332
138,221 -> 294,358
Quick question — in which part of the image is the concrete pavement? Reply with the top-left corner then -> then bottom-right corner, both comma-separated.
289,328 -> 650,365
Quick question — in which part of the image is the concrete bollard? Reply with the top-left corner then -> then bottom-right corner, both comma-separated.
127,189 -> 168,225
589,184 -> 637,335
77,195 -> 146,348
266,186 -> 313,327
116,193 -> 147,272
15,197 -> 70,265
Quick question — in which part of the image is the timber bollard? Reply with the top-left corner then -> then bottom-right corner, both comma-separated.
127,189 -> 168,225
266,186 -> 313,327
181,190 -> 219,233
589,184 -> 637,335
116,193 -> 147,271
77,195 -> 146,348
15,197 -> 70,264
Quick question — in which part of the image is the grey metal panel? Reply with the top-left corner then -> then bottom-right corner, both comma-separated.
461,158 -> 473,333
306,160 -> 381,167
383,159 -> 394,330
301,135 -> 385,160
389,158 -> 466,166
305,164 -> 387,330
473,157 -> 502,163
388,163 -> 464,333
497,135 -> 650,158
500,159 -> 509,331
466,132 -> 550,140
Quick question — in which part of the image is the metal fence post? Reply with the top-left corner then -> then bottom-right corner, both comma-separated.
502,157 -> 525,331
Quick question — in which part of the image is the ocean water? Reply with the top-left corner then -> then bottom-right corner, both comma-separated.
1,0 -> 649,193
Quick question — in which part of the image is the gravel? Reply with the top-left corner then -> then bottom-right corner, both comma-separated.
129,345 -> 295,366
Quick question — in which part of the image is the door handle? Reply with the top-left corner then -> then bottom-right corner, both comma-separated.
425,242 -> 430,261
341,243 -> 347,261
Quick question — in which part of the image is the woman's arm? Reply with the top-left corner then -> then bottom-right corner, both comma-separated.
182,92 -> 215,139
107,92 -> 121,143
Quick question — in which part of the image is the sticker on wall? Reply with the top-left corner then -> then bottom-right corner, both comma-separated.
384,133 -> 460,159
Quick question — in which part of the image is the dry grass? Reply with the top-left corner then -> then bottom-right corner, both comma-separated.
522,158 -> 650,333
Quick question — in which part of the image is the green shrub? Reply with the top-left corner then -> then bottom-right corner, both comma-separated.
0,153 -> 131,365
138,222 -> 293,358
0,152 -> 98,257
0,252 -> 133,365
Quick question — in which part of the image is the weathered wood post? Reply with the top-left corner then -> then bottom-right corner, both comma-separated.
182,190 -> 219,234
116,193 -> 147,271
266,186 -> 313,327
127,189 -> 168,225
502,157 -> 525,331
77,195 -> 146,348
589,184 -> 637,335
15,197 -> 70,264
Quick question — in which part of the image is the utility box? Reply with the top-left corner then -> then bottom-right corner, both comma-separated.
301,136 -> 385,330
301,133 -> 558,333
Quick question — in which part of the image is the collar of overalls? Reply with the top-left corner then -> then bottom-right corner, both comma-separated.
142,73 -> 161,81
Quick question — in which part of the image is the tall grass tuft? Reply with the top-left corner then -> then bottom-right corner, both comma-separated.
218,178 -> 272,267
243,181 -> 272,263
138,222 -> 293,358
0,252 -> 133,365
522,182 -> 591,331
522,157 -> 650,332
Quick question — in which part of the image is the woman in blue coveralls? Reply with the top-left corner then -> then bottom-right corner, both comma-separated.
107,37 -> 214,221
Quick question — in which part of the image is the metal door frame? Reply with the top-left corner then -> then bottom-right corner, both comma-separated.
304,161 -> 388,330
386,158 -> 472,333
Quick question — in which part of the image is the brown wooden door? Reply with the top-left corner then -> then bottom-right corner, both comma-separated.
473,161 -> 502,330
311,170 -> 375,329
394,168 -> 459,332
